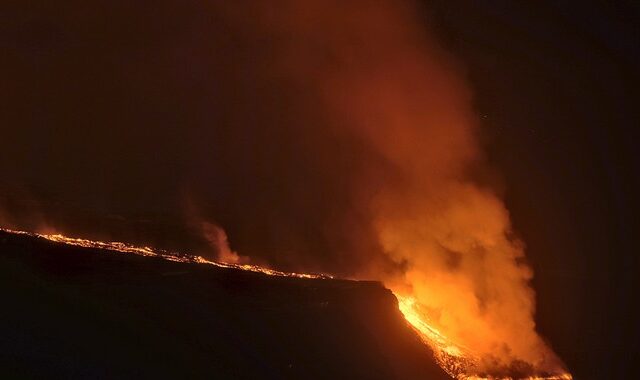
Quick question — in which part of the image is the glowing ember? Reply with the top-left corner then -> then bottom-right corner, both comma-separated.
0,227 -> 571,380
398,295 -> 472,368
396,295 -> 572,380
0,227 -> 330,280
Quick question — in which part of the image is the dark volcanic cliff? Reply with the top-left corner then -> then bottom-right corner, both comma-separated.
0,230 -> 449,379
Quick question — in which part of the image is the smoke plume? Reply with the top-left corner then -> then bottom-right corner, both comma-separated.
1,0 -> 565,374
208,0 -> 565,373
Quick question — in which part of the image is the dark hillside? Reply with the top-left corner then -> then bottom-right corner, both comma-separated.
0,230 -> 448,379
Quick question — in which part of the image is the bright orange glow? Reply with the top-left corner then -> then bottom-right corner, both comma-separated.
397,294 -> 572,380
0,227 -> 329,279
237,1 -> 572,375
1,226 -> 571,379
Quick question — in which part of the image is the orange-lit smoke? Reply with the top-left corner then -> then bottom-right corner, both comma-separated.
0,0 -> 568,375
218,0 -> 565,375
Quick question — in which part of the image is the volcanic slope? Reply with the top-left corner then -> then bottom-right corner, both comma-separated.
0,229 -> 449,379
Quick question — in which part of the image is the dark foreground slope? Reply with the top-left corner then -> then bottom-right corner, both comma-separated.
0,230 -> 448,379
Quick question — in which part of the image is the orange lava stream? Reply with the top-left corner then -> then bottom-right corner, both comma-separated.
397,295 -> 572,380
0,227 -> 571,380
0,227 -> 330,279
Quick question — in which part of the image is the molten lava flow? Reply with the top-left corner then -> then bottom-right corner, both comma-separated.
398,295 -> 473,375
397,294 -> 572,380
0,227 -> 329,279
1,226 -> 571,379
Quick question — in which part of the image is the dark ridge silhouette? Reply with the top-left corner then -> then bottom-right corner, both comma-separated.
0,230 -> 449,379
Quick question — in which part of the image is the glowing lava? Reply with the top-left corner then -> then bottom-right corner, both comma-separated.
0,227 -> 571,380
397,294 -> 572,380
0,227 -> 329,279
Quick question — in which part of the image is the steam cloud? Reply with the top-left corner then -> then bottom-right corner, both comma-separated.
1,0 -> 565,374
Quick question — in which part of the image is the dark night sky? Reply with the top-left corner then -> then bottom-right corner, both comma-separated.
1,1 -> 638,379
